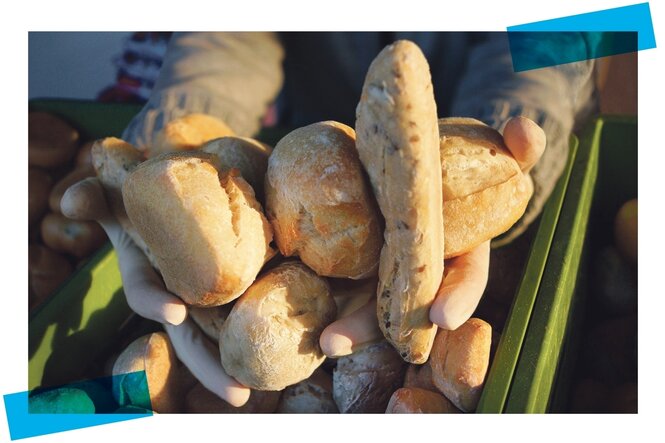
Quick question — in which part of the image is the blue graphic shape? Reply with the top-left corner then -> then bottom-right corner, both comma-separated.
507,3 -> 655,71
3,371 -> 152,440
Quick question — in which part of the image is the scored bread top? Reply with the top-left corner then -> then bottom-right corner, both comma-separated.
122,151 -> 273,306
439,117 -> 521,200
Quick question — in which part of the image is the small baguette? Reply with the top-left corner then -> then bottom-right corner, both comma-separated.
386,387 -> 461,413
355,40 -> 444,363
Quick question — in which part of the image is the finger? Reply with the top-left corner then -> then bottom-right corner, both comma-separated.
116,241 -> 187,326
164,319 -> 250,407
319,297 -> 382,357
60,177 -> 112,222
430,241 -> 490,330
503,116 -> 546,173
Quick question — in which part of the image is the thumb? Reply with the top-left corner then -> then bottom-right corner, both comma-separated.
61,177 -> 112,223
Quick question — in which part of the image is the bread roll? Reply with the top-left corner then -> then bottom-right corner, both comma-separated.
90,137 -> 155,262
49,166 -> 95,213
76,140 -> 95,168
265,121 -> 382,279
386,387 -> 461,413
430,318 -> 491,412
112,332 -> 181,413
122,151 -> 273,306
277,369 -> 338,413
439,118 -> 533,258
152,113 -> 235,156
333,340 -> 406,413
40,212 -> 107,258
29,244 -> 73,308
219,261 -> 336,391
29,112 -> 80,169
188,304 -> 232,342
29,168 -> 52,226
185,383 -> 281,413
202,136 -> 272,197
355,40 -> 444,363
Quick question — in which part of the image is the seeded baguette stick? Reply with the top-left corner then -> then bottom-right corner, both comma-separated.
355,40 -> 444,364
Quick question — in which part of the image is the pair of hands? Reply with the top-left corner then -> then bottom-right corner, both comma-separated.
60,116 -> 545,408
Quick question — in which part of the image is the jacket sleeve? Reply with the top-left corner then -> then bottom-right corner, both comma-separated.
122,32 -> 285,148
451,33 -> 597,244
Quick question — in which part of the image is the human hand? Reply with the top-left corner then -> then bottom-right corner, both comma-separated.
319,116 -> 546,356
60,178 -> 250,407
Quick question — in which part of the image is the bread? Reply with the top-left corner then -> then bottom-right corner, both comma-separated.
439,118 -> 533,258
90,137 -> 154,262
76,140 -> 95,167
430,318 -> 491,412
152,113 -> 235,156
188,304 -> 232,342
219,261 -> 336,391
48,166 -> 95,213
265,121 -> 382,279
185,382 -> 281,413
29,112 -> 80,169
29,244 -> 73,308
29,168 -> 52,226
277,369 -> 338,413
112,332 -> 181,413
355,40 -> 444,363
122,151 -> 273,306
40,212 -> 107,258
202,136 -> 272,197
386,387 -> 461,413
333,340 -> 407,413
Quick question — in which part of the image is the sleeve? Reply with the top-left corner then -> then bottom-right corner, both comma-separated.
122,32 -> 285,148
450,33 -> 597,245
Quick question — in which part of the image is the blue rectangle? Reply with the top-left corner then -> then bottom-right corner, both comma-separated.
507,31 -> 637,72
507,3 -> 655,71
3,372 -> 152,440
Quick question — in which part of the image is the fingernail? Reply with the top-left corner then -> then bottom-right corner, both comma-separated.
320,333 -> 353,357
163,304 -> 188,326
222,385 -> 250,407
430,294 -> 474,331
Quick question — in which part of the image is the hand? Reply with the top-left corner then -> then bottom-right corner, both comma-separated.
319,116 -> 546,356
60,178 -> 250,407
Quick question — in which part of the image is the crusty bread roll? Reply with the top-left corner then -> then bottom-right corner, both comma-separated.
185,382 -> 281,413
265,121 -> 382,279
202,136 -> 272,197
90,137 -> 155,262
219,261 -> 336,391
122,151 -> 273,306
40,212 -> 107,258
112,332 -> 181,413
29,168 -> 52,226
188,304 -> 232,342
430,318 -> 491,412
355,40 -> 444,363
29,112 -> 80,169
333,340 -> 407,413
277,369 -> 338,413
386,387 -> 461,413
151,113 -> 235,156
439,118 -> 533,258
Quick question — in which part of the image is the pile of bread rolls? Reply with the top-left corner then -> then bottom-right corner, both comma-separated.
28,112 -> 108,311
91,40 -> 533,413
